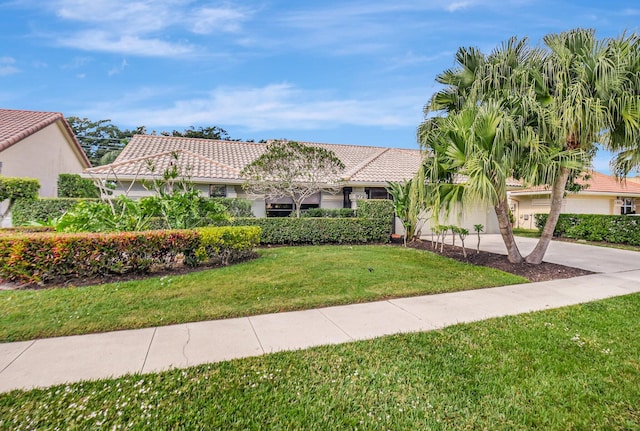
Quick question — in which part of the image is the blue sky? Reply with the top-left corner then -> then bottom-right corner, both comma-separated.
1,1 -> 638,173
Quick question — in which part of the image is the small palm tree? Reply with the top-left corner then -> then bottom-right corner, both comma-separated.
473,224 -> 484,254
458,227 -> 469,258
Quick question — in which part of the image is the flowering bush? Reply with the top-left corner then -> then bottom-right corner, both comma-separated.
0,226 -> 260,285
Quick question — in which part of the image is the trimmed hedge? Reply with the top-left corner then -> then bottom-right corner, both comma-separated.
57,174 -> 100,198
12,198 -> 99,226
221,199 -> 394,245
0,226 -> 261,285
0,176 -> 39,202
195,226 -> 261,265
356,199 -> 395,221
301,208 -> 355,218
229,217 -> 391,245
535,213 -> 640,245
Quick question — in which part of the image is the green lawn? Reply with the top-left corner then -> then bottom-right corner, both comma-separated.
2,293 -> 639,430
512,228 -> 541,238
0,245 -> 525,342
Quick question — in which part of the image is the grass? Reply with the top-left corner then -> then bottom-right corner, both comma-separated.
0,245 -> 525,342
2,292 -> 639,430
512,228 -> 541,238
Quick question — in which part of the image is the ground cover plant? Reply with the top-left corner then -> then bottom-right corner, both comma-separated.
0,245 -> 525,342
2,293 -> 638,430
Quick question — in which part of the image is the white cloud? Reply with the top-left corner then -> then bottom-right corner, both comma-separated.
0,57 -> 20,76
108,59 -> 128,76
56,31 -> 194,57
446,1 -> 473,12
190,7 -> 250,34
104,83 -> 425,131
36,0 -> 252,56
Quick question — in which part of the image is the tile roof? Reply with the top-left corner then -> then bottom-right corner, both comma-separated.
85,135 -> 424,184
510,171 -> 640,196
0,108 -> 91,167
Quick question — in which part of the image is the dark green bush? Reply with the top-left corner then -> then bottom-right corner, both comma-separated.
356,199 -> 394,221
301,208 -> 355,218
12,198 -> 99,226
535,213 -> 640,245
57,174 -> 100,198
229,217 -> 391,245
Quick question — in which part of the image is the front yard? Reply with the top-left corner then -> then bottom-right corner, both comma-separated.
2,293 -> 639,429
0,245 -> 525,342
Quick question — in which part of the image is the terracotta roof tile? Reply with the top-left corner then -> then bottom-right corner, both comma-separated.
510,171 -> 640,195
0,108 -> 91,167
87,135 -> 424,184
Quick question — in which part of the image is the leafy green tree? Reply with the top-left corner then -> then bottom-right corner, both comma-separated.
162,126 -> 234,140
67,117 -> 146,166
241,140 -> 345,218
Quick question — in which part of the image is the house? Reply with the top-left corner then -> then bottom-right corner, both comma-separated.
0,108 -> 91,197
84,135 -> 425,218
508,171 -> 640,229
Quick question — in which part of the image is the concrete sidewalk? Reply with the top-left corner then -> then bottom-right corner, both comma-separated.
2,235 -> 639,393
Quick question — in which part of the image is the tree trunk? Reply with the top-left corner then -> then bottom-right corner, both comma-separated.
293,200 -> 302,218
525,167 -> 571,264
494,196 -> 523,263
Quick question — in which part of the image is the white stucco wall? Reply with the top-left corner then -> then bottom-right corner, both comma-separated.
418,202 -> 500,234
1,122 -> 87,197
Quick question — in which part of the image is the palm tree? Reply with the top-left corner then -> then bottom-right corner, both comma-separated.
420,28 -> 639,264
524,29 -> 640,263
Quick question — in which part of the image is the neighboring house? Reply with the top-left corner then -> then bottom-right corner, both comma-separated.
508,171 -> 640,229
0,108 -> 91,197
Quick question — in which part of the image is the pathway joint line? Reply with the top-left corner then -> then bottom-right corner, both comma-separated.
141,327 -> 157,373
247,317 -> 266,354
182,324 -> 191,366
0,339 -> 36,374
386,299 -> 424,321
317,309 -> 355,340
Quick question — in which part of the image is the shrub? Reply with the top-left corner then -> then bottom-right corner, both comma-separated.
0,230 -> 199,284
535,213 -> 640,246
0,226 -> 261,285
211,198 -> 254,217
57,174 -> 100,198
356,199 -> 394,222
301,208 -> 355,218
12,198 -> 99,226
0,176 -> 40,202
194,226 -> 261,265
229,217 -> 391,245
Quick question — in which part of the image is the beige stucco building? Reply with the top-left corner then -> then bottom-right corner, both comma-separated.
0,109 -> 91,197
508,171 -> 640,229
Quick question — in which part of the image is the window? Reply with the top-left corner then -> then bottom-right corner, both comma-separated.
343,187 -> 353,208
209,185 -> 226,198
265,202 -> 319,217
365,187 -> 390,200
621,198 -> 635,215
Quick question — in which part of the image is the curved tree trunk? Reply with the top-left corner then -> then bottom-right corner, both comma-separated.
525,167 -> 571,264
494,196 -> 523,263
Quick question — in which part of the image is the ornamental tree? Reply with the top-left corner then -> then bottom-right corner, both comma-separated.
241,140 -> 345,218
